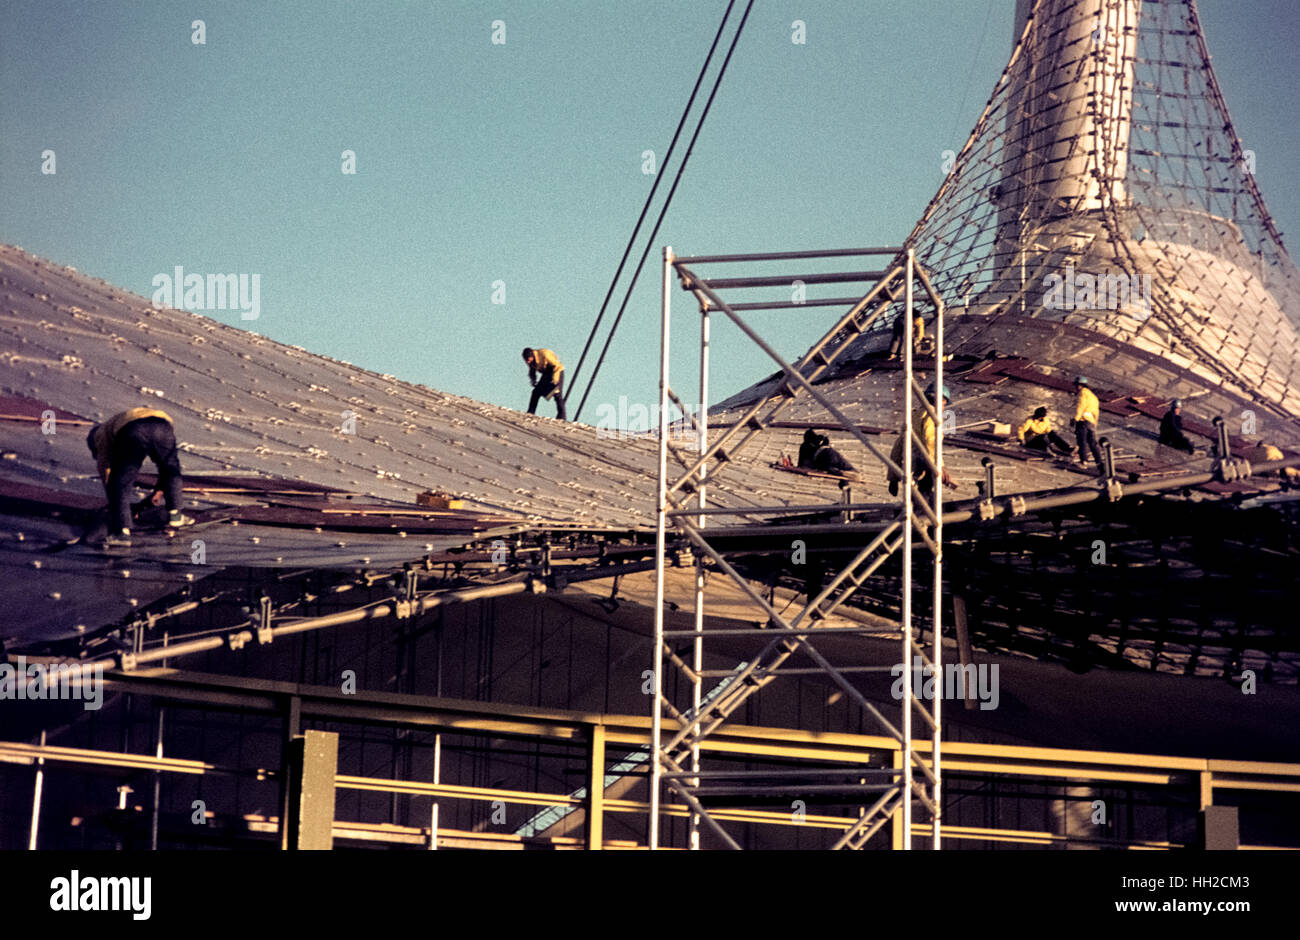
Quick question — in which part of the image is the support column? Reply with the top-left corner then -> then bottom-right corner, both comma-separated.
284,729 -> 339,851
586,724 -> 606,850
1197,770 -> 1238,849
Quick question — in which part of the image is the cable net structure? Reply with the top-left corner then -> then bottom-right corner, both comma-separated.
835,0 -> 1300,416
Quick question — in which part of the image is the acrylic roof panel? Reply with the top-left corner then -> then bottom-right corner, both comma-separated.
0,245 -> 887,643
0,245 -> 668,524
0,245 -> 868,531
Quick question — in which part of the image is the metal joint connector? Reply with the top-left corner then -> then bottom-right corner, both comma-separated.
1217,458 -> 1248,483
256,596 -> 273,645
978,499 -> 997,521
1009,496 -> 1027,517
1105,479 -> 1125,501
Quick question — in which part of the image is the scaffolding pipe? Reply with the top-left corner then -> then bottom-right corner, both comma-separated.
697,271 -> 888,289
650,246 -> 673,850
674,246 -> 900,264
27,730 -> 45,851
690,302 -> 709,851
932,250 -> 945,851
902,248 -> 915,850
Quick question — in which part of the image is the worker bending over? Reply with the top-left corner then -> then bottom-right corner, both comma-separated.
887,384 -> 956,499
1018,407 -> 1073,456
798,429 -> 855,475
1071,376 -> 1105,471
86,407 -> 193,546
522,347 -> 566,420
1158,399 -> 1195,454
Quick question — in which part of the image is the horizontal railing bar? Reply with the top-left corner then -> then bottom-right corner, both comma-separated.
667,502 -> 882,517
696,666 -> 897,677
690,783 -> 900,796
673,247 -> 902,264
696,271 -> 888,289
662,627 -> 898,637
723,297 -> 872,311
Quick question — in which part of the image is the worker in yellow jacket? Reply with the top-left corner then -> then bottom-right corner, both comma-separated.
887,384 -> 956,498
522,347 -> 566,420
86,408 -> 192,545
1071,376 -> 1105,471
1018,406 -> 1073,456
1251,441 -> 1299,483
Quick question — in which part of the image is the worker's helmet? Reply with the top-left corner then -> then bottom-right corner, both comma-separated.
521,347 -> 533,359
1172,398 -> 1183,409
926,383 -> 951,403
803,429 -> 820,444
1033,406 -> 1048,419
1075,376 -> 1088,386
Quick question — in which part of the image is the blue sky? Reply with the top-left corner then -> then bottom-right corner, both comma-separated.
2,1 -> 1297,422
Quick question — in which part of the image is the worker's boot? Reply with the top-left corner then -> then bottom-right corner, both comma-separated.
104,528 -> 132,548
168,511 -> 195,528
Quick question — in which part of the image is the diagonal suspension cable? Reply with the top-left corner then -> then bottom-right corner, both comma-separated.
570,0 -> 755,423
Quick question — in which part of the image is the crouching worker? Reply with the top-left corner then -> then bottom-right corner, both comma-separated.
1158,399 -> 1195,454
1018,406 -> 1073,456
522,347 -> 566,420
798,429 -> 856,475
87,408 -> 193,546
887,384 -> 956,499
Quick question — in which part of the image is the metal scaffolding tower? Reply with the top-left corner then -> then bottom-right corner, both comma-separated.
650,245 -> 947,849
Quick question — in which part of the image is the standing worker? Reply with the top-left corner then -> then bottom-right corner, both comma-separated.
887,312 -> 926,360
1017,406 -> 1073,456
86,407 -> 193,546
522,347 -> 566,420
1158,399 -> 1195,454
1071,376 -> 1105,472
887,384 -> 956,499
